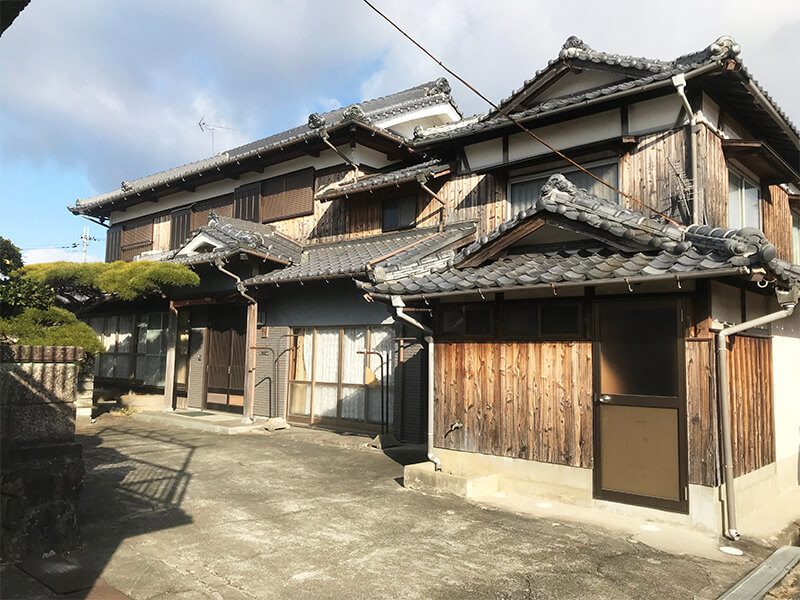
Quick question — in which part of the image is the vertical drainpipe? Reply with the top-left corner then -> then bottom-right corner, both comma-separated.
672,74 -> 699,224
715,287 -> 797,540
162,301 -> 178,412
390,296 -> 441,470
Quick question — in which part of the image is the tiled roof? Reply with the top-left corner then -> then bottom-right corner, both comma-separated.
414,35 -> 798,147
361,175 -> 800,297
72,79 -> 458,213
243,221 -> 476,286
171,213 -> 302,266
317,159 -> 450,199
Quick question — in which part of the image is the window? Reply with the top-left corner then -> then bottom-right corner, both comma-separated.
191,193 -> 233,230
288,326 -> 394,427
509,161 -> 619,215
728,169 -> 760,230
439,303 -> 494,338
87,312 -> 169,387
90,315 -> 133,379
234,182 -> 260,222
152,214 -> 171,252
792,213 -> 800,264
383,195 -> 416,232
135,313 -> 169,387
503,301 -> 582,339
260,168 -> 314,223
120,218 -> 153,261
170,209 -> 191,250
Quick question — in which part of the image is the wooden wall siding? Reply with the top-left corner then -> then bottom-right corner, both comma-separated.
419,173 -> 507,238
762,185 -> 794,261
620,129 -> 689,219
726,335 -> 775,478
696,124 -> 729,229
685,339 -> 719,487
191,194 -> 233,230
433,341 -> 593,468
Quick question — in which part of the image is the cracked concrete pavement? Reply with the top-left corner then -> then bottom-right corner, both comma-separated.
0,415 -> 776,599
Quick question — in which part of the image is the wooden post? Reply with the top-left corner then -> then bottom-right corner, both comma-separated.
242,302 -> 258,423
163,303 -> 178,412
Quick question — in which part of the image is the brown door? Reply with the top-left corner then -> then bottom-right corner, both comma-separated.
593,298 -> 688,512
205,307 -> 246,412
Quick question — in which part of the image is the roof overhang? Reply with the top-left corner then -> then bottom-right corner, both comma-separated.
721,140 -> 800,185
69,121 -> 420,219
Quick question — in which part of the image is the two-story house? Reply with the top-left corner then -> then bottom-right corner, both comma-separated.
70,36 -> 800,536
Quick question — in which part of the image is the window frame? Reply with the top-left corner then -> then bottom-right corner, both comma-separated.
507,159 -> 620,218
382,194 -> 417,232
792,210 -> 800,264
727,167 -> 761,230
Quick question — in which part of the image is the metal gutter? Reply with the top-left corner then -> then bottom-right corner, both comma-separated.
715,286 -> 799,540
740,76 -> 800,148
364,267 -> 749,302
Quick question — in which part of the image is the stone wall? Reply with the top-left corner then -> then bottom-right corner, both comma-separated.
0,345 -> 86,562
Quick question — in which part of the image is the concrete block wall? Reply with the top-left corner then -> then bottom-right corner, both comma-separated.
0,345 -> 85,562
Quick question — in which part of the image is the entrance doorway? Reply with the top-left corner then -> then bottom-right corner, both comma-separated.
205,306 -> 246,413
593,298 -> 687,512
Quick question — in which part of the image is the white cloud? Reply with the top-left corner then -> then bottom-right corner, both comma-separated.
23,249 -> 102,265
1,0 -> 798,202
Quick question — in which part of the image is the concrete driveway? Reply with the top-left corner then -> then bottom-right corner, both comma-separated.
1,416 -> 769,599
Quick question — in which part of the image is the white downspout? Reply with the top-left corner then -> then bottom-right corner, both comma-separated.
672,74 -> 699,224
391,296 -> 441,471
715,287 -> 798,540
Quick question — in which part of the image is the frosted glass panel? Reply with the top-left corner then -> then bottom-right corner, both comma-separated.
294,331 -> 313,381
312,383 -> 338,418
342,328 -> 366,384
289,382 -> 310,416
341,386 -> 365,421
314,329 -> 339,383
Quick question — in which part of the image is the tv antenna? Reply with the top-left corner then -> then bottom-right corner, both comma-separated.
198,117 -> 234,154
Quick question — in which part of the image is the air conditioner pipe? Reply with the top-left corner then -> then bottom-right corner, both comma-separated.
672,74 -> 699,225
390,296 -> 440,470
715,287 -> 798,540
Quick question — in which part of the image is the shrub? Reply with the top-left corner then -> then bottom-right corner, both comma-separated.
0,306 -> 105,355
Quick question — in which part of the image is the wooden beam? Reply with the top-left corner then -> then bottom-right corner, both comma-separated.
458,217 -> 546,268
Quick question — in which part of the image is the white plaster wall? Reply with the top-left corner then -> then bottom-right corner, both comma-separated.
464,138 -> 503,170
536,70 -> 624,102
376,104 -> 461,138
627,94 -> 683,134
772,308 -> 800,490
701,93 -> 720,129
508,109 -> 622,162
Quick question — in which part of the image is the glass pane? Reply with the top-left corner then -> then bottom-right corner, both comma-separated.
465,305 -> 492,336
540,305 -> 580,336
366,386 -> 384,424
599,301 -> 677,397
383,199 -> 398,231
743,179 -> 760,229
369,327 -> 393,385
177,311 -> 191,356
89,317 -> 103,335
293,331 -> 313,381
312,383 -> 338,418
441,305 -> 464,335
114,355 -> 130,379
100,353 -> 114,378
289,382 -> 311,416
568,163 -> 618,203
341,386 -> 365,421
117,314 -> 133,353
793,215 -> 800,263
510,180 -> 545,215
504,303 -> 538,337
103,316 -> 118,353
342,328 -> 366,384
314,329 -> 339,383
599,404 -> 680,501
728,171 -> 742,229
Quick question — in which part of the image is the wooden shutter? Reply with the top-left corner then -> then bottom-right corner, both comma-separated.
192,194 -> 234,230
260,168 -> 314,223
121,218 -> 153,246
106,226 -> 122,262
170,209 -> 191,250
234,183 -> 260,222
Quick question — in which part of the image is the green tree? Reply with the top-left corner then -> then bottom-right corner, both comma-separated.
0,237 -> 23,277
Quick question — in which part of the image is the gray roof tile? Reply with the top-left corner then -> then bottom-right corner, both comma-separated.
318,159 -> 450,199
360,175 -> 800,297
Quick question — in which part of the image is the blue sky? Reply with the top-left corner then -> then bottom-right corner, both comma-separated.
1,0 -> 798,264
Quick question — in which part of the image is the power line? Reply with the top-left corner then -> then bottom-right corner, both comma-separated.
361,0 -> 679,226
